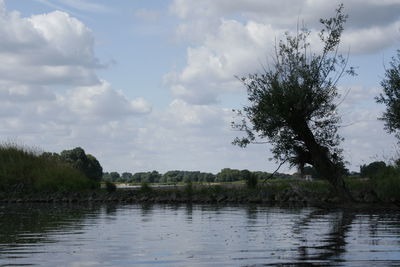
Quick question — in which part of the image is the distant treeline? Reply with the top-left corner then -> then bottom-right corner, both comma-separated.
102,168 -> 292,183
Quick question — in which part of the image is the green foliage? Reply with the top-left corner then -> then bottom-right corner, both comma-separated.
360,161 -> 387,178
376,50 -> 400,140
241,169 -> 258,188
232,5 -> 352,187
184,180 -> 193,196
60,147 -> 103,181
105,181 -> 117,193
0,143 -> 95,192
121,172 -> 133,182
161,170 -> 215,183
131,171 -> 161,183
371,166 -> 400,202
216,168 -> 242,182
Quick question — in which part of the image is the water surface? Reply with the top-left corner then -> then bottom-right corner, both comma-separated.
0,204 -> 399,266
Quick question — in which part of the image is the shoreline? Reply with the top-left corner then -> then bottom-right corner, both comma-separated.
1,182 -> 398,208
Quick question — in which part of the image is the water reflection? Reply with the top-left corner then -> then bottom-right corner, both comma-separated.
0,203 -> 102,264
0,204 -> 399,266
294,209 -> 355,264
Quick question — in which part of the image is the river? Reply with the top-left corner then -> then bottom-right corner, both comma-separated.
0,204 -> 399,266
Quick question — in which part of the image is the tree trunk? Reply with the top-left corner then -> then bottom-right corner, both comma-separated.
296,121 -> 355,203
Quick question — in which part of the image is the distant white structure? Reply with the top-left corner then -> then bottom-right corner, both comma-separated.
304,174 -> 313,181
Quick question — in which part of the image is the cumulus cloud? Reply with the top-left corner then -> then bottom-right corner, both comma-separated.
0,4 -> 101,85
65,81 -> 152,120
167,0 -> 400,105
164,19 -> 283,104
0,1 -> 153,172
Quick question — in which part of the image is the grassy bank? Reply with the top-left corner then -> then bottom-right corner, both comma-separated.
1,178 -> 398,206
1,143 -> 399,206
0,143 -> 98,192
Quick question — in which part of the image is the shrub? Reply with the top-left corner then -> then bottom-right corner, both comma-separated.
371,166 -> 400,202
140,182 -> 152,193
0,143 -> 97,192
105,181 -> 117,193
184,181 -> 193,196
60,147 -> 103,181
245,172 -> 258,189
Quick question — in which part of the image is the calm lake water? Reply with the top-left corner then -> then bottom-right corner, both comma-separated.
0,204 -> 400,266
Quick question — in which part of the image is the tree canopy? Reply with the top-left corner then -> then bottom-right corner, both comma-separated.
232,5 -> 354,201
376,50 -> 400,140
360,161 -> 387,178
60,147 -> 103,181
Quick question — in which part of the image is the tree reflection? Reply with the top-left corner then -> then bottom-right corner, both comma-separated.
0,203 -> 101,249
294,209 -> 355,263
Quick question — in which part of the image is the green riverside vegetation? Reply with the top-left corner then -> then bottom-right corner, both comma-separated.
0,143 -> 99,192
1,143 -> 400,205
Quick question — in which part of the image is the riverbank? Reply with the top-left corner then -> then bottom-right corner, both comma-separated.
1,179 -> 398,207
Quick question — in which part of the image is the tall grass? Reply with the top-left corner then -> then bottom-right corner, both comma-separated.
0,143 -> 97,192
371,166 -> 400,202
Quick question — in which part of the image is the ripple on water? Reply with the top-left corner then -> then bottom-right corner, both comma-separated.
0,204 -> 399,266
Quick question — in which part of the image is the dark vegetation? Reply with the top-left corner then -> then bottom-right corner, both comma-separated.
102,168 -> 290,184
0,143 -> 101,192
0,141 -> 399,205
1,173 -> 400,205
376,49 -> 400,141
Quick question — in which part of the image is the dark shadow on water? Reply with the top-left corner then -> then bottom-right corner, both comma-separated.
289,208 -> 354,265
0,203 -> 103,255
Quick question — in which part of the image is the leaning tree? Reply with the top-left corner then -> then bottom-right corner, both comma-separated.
376,50 -> 400,141
232,4 -> 355,201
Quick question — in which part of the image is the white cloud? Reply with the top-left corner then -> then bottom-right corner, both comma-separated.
164,19 -> 283,104
0,4 -> 101,85
0,0 -> 397,175
167,0 -> 400,105
163,0 -> 400,171
65,80 -> 151,120
0,1 -> 154,172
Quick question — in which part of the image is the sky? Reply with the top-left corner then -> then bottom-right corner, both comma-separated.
0,0 -> 399,174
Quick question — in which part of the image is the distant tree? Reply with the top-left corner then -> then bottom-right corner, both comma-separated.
121,172 -> 133,183
216,168 -> 242,182
232,5 -> 354,201
241,169 -> 258,188
102,172 -> 111,181
86,154 -> 103,181
252,171 -> 272,180
360,161 -> 387,178
376,50 -> 400,140
395,158 -> 400,167
150,171 -> 161,183
109,172 -> 120,182
60,147 -> 103,181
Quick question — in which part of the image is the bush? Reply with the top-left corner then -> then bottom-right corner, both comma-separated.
0,143 -> 97,192
140,182 -> 152,193
184,181 -> 193,196
105,181 -> 117,193
371,166 -> 400,202
245,172 -> 258,189
60,147 -> 103,181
